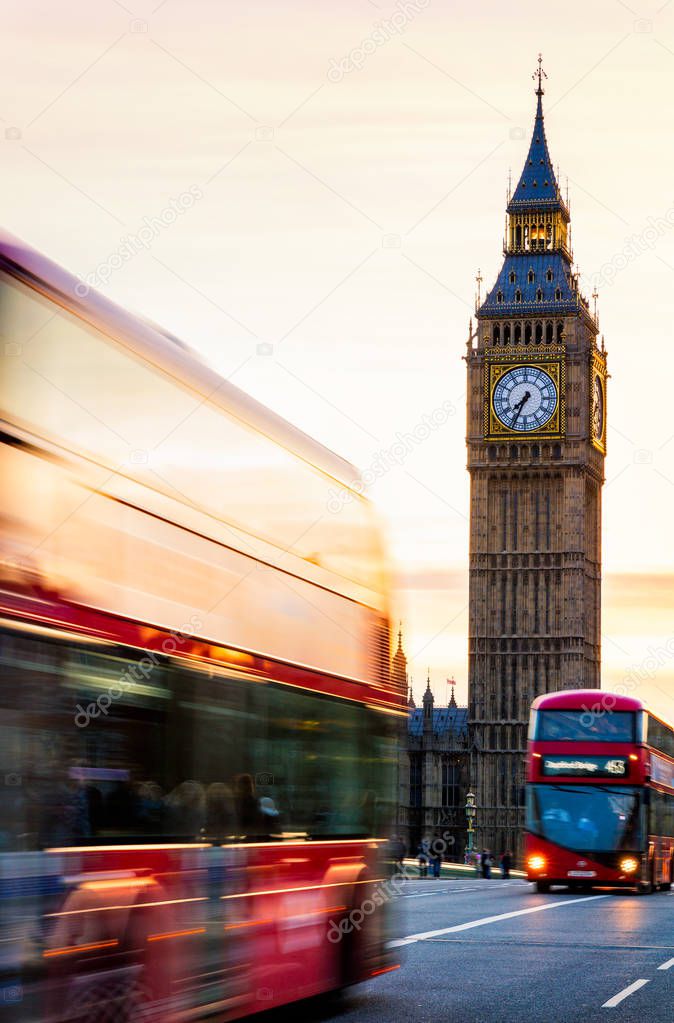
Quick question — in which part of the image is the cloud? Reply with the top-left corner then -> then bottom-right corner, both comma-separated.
604,571 -> 674,608
394,566 -> 466,592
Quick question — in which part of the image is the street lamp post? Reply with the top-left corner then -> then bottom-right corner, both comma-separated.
465,791 -> 477,870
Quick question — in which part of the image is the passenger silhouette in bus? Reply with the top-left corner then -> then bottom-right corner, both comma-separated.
541,805 -> 571,845
105,779 -> 136,832
576,815 -> 599,847
206,782 -> 235,840
233,774 -> 264,837
166,780 -> 206,838
259,796 -> 281,837
136,780 -> 165,834
358,790 -> 377,835
40,763 -> 91,846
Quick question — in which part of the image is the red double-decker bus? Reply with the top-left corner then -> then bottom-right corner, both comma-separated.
0,230 -> 403,1021
525,690 -> 674,894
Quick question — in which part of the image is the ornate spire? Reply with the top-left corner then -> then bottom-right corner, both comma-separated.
447,677 -> 457,709
422,671 -> 434,727
391,623 -> 408,700
507,57 -> 565,216
478,61 -> 589,321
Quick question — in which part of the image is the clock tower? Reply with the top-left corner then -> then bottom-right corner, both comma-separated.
466,61 -> 607,858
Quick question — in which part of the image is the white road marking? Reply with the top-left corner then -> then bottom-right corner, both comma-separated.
402,888 -> 476,898
388,894 -> 608,947
601,979 -> 650,1008
657,957 -> 674,971
402,890 -> 444,898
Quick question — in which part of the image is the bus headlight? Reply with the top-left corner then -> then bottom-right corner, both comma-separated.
620,857 -> 639,874
528,855 -> 546,872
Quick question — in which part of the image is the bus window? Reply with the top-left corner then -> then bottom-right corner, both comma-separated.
0,626 -> 396,851
535,710 -> 635,743
527,785 -> 643,853
647,714 -> 674,758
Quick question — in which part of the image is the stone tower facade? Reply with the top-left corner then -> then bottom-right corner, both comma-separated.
466,66 -> 608,860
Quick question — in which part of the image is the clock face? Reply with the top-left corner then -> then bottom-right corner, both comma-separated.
592,374 -> 604,440
492,365 -> 558,433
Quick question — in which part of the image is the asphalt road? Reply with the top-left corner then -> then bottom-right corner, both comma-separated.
290,877 -> 674,1023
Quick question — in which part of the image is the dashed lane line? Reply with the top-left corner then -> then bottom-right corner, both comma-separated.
388,894 -> 608,947
401,882 -> 526,898
401,888 -> 476,898
601,979 -> 650,1008
658,957 -> 674,970
401,890 -> 445,898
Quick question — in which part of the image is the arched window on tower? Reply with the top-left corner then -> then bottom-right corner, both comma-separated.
555,287 -> 562,301
536,288 -> 543,302
545,321 -> 553,342
515,225 -> 522,248
556,322 -> 564,342
497,290 -> 503,304
546,223 -> 553,248
514,323 -> 522,343
504,324 -> 511,344
509,270 -> 516,284
524,322 -> 532,344
535,322 -> 543,343
493,323 -> 501,344
546,268 -> 553,282
527,269 -> 534,284
538,224 -> 545,250
515,289 -> 522,303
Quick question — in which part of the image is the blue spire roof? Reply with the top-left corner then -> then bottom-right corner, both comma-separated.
409,705 -> 468,740
480,251 -> 577,317
507,87 -> 565,215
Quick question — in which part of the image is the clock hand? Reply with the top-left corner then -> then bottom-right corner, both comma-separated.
511,390 -> 531,424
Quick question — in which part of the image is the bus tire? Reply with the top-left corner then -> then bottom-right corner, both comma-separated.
535,881 -> 550,894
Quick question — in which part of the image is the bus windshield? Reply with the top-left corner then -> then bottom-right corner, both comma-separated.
527,785 -> 643,853
535,710 -> 636,743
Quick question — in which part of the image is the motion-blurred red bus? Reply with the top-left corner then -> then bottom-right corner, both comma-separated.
525,690 -> 674,894
0,230 -> 403,1021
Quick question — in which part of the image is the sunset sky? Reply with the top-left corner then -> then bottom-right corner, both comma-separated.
3,0 -> 674,721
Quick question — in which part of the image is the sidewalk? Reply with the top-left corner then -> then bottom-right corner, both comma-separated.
401,858 -> 526,879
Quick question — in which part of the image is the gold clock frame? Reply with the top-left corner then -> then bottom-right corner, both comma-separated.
591,352 -> 607,454
484,346 -> 565,439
